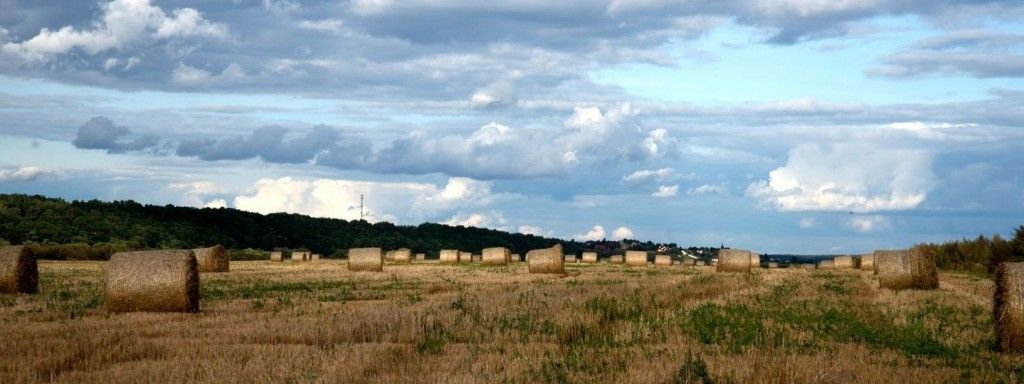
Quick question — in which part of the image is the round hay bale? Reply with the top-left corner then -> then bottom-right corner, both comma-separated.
859,253 -> 874,272
311,254 -> 321,261
482,247 -> 511,265
750,253 -> 761,268
439,249 -> 459,263
608,254 -> 624,264
767,262 -> 779,269
581,252 -> 598,264
527,244 -> 565,274
105,250 -> 199,313
270,251 -> 283,262
393,248 -> 412,263
0,245 -> 38,294
654,254 -> 672,266
348,247 -> 383,272
563,254 -> 577,263
291,251 -> 309,262
459,251 -> 473,263
415,253 -> 426,261
818,260 -> 835,269
877,247 -> 938,290
510,254 -> 521,262
192,245 -> 229,273
995,262 -> 1024,352
834,255 -> 855,269
717,249 -> 752,273
625,251 -> 648,267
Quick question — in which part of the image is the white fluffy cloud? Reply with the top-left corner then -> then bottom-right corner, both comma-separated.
847,215 -> 892,233
518,225 -> 554,237
1,0 -> 226,63
0,166 -> 54,182
687,184 -> 727,196
443,211 -> 509,230
652,184 -> 679,198
612,226 -> 635,240
623,167 -> 678,184
232,176 -> 496,223
575,225 -> 607,241
746,143 -> 935,212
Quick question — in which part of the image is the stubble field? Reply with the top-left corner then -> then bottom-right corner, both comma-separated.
0,260 -> 1021,383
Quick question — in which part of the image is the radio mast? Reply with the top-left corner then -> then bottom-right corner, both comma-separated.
359,194 -> 364,221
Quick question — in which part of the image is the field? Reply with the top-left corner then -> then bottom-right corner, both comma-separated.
1,260 -> 1022,383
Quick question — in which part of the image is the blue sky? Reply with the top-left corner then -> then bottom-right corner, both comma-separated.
1,0 -> 1023,253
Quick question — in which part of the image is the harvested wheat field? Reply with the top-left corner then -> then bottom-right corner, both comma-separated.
0,260 -> 1021,383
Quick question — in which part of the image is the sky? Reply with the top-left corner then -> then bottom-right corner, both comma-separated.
1,0 -> 1023,254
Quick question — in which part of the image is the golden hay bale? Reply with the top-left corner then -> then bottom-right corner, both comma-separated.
393,248 -> 412,263
291,251 -> 309,262
192,245 -> 229,273
750,253 -> 761,268
511,254 -> 521,262
439,249 -> 459,263
105,250 -> 199,313
472,254 -> 481,262
995,262 -> 1024,352
482,247 -> 511,265
527,244 -> 565,274
608,254 -> 624,264
415,253 -> 426,261
654,254 -> 672,266
581,252 -> 598,264
348,248 -> 383,272
860,253 -> 874,272
625,251 -> 648,267
717,249 -> 752,273
564,254 -> 577,263
459,251 -> 473,263
0,245 -> 38,294
767,262 -> 779,269
834,255 -> 855,269
818,260 -> 834,269
877,247 -> 938,290
311,254 -> 321,261
270,251 -> 283,262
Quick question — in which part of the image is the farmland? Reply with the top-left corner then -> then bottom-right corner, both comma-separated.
0,260 -> 1021,383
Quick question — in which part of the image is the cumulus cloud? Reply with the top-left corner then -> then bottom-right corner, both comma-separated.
0,166 -> 54,182
652,184 -> 678,198
847,215 -> 892,233
518,225 -> 554,237
231,176 -> 496,223
1,0 -> 226,63
623,167 -> 679,184
73,116 -> 159,153
687,184 -> 728,196
611,226 -> 635,240
746,143 -> 935,212
575,225 -> 606,241
443,211 -> 509,230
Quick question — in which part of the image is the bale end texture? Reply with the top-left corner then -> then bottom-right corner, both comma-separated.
482,247 -> 511,265
105,250 -> 199,313
625,251 -> 648,267
439,249 -> 459,263
527,244 -> 565,274
0,245 -> 38,294
348,248 -> 383,272
717,249 -> 753,273
876,247 -> 938,290
995,262 -> 1024,352
193,245 -> 229,273
860,254 -> 875,272
654,254 -> 672,266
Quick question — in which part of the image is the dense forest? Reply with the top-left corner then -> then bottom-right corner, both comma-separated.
0,194 -> 682,260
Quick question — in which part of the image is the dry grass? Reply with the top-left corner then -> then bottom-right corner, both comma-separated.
0,260 -> 1020,383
